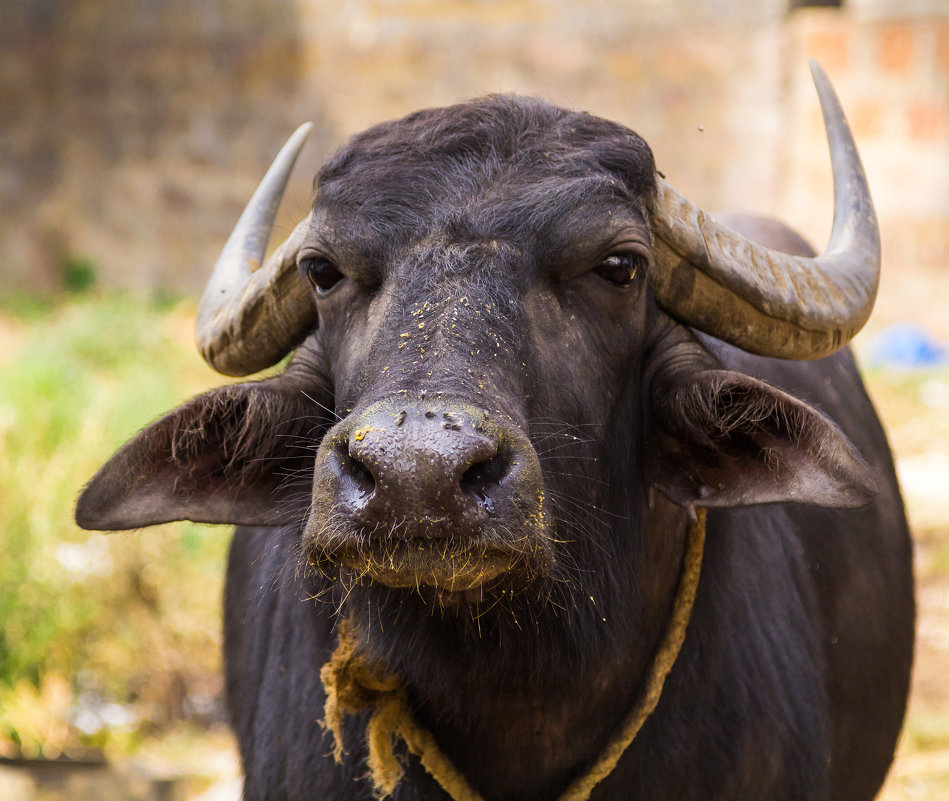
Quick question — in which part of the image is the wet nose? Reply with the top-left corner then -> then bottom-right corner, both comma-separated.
332,403 -> 512,534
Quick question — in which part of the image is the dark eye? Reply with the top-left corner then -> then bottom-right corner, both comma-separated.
594,253 -> 645,287
302,257 -> 344,294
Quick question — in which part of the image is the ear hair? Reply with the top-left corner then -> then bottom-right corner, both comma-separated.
76,375 -> 333,530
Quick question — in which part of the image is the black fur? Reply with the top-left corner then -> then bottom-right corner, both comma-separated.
78,96 -> 914,801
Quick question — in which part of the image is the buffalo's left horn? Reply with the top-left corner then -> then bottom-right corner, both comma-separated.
195,123 -> 317,376
650,60 -> 880,360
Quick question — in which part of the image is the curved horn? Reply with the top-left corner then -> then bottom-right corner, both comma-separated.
195,123 -> 318,376
649,60 -> 880,360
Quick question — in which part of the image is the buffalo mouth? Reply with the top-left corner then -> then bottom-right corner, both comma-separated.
307,521 -> 554,595
316,537 -> 533,593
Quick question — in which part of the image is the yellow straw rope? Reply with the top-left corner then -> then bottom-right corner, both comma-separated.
321,508 -> 707,801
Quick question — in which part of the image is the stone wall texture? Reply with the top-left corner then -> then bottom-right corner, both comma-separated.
1,0 -> 946,303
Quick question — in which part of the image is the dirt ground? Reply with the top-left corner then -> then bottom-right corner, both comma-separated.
865,358 -> 949,800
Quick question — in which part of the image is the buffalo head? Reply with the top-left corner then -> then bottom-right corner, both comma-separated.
77,62 -> 877,649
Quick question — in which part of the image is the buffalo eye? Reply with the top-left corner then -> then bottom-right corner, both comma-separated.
302,257 -> 344,294
594,253 -> 645,287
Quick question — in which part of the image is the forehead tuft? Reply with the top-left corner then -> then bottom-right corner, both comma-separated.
314,96 -> 656,247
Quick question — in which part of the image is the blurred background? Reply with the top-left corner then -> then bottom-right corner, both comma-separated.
0,0 -> 946,798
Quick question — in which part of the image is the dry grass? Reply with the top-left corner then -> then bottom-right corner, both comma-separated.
863,362 -> 949,800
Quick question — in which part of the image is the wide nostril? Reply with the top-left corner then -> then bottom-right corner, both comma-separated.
337,441 -> 376,496
460,453 -> 508,501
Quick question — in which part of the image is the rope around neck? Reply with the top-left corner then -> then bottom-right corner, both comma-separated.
321,508 -> 707,801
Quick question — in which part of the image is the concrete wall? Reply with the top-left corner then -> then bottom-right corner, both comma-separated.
1,1 -> 946,308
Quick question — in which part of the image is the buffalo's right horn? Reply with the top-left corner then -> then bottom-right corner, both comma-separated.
195,123 -> 318,376
649,60 -> 880,360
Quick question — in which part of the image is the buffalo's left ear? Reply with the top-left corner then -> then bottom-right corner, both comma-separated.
76,378 -> 329,530
648,369 -> 877,510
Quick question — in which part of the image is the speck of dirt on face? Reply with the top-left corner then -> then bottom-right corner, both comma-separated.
353,425 -> 384,442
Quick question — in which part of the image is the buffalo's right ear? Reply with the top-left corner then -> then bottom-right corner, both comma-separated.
76,378 -> 331,530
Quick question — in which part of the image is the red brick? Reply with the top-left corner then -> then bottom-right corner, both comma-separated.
804,28 -> 850,74
877,24 -> 915,74
907,101 -> 949,143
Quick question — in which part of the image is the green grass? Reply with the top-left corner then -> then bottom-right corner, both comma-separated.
0,292 -> 227,758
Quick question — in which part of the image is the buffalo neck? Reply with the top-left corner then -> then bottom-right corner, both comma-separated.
340,496 -> 690,800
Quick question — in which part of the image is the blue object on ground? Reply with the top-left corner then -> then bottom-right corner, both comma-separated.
865,323 -> 947,368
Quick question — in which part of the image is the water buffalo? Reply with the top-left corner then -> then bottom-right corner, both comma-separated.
77,62 -> 914,801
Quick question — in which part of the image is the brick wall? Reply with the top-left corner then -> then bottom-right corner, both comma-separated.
782,8 -> 949,335
1,1 -> 946,316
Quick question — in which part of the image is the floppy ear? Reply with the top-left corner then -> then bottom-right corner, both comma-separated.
645,323 -> 876,511
76,376 -> 332,530
648,370 -> 877,510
